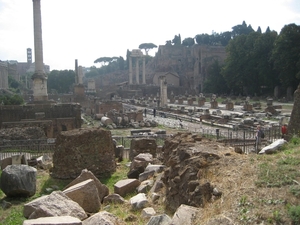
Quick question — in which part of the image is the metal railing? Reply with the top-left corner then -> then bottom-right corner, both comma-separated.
0,125 -> 282,162
0,139 -> 55,161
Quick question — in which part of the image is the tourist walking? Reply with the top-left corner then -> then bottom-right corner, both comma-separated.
144,108 -> 147,117
153,108 -> 156,117
281,124 -> 288,139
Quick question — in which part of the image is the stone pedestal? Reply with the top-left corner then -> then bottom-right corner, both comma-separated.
169,97 -> 175,104
267,98 -> 273,106
226,102 -> 234,110
198,97 -> 205,107
187,98 -> 193,106
178,98 -> 183,104
210,101 -> 218,109
243,104 -> 253,111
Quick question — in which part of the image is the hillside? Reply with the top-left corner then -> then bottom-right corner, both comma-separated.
0,129 -> 300,224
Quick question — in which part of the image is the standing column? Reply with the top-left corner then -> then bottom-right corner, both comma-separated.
129,56 -> 133,84
142,57 -> 146,84
160,76 -> 167,107
78,66 -> 83,84
32,0 -> 48,101
135,58 -> 139,84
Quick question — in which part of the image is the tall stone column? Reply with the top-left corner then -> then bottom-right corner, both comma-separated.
129,56 -> 133,84
142,57 -> 146,84
78,66 -> 83,84
135,58 -> 139,84
32,0 -> 48,102
160,76 -> 167,107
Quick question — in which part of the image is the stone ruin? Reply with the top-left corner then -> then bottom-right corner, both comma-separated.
51,128 -> 116,179
0,127 -> 46,140
161,132 -> 222,212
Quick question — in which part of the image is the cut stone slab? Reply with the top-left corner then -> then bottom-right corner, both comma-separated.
142,207 -> 156,218
64,169 -> 109,202
23,191 -> 87,220
130,193 -> 149,210
114,179 -> 140,197
23,216 -> 82,225
170,204 -> 201,225
63,179 -> 100,213
103,194 -> 127,204
146,214 -> 172,225
82,211 -> 125,225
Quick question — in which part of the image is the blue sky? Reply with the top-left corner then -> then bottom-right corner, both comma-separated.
0,0 -> 299,71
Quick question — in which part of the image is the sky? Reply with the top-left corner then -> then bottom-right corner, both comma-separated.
0,0 -> 300,71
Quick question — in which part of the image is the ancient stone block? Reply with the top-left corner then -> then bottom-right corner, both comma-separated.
23,216 -> 82,225
114,179 -> 140,197
129,138 -> 157,161
63,179 -> 101,213
23,191 -> 87,220
51,128 -> 116,179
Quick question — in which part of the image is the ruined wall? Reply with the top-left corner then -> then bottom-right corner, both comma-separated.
0,103 -> 81,138
153,44 -> 226,93
96,101 -> 123,114
52,128 -> 116,179
153,72 -> 180,87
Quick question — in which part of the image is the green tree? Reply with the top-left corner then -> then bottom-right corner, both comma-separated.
195,33 -> 210,45
118,56 -> 125,70
138,43 -> 157,55
172,34 -> 181,45
48,70 -> 75,94
253,30 -> 278,94
8,75 -> 20,89
182,37 -> 195,47
94,57 -> 118,66
222,32 -> 262,95
219,31 -> 232,46
203,60 -> 229,94
0,94 -> 24,105
231,21 -> 254,37
85,66 -> 99,79
271,23 -> 300,89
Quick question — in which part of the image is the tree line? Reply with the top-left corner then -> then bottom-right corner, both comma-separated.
203,22 -> 300,96
35,21 -> 297,97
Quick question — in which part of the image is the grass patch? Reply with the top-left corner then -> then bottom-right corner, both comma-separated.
255,138 -> 300,188
100,160 -> 130,193
256,161 -> 300,187
288,205 -> 300,224
290,185 -> 300,197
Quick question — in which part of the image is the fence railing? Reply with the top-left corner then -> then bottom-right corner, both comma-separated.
0,125 -> 282,162
0,139 -> 55,161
